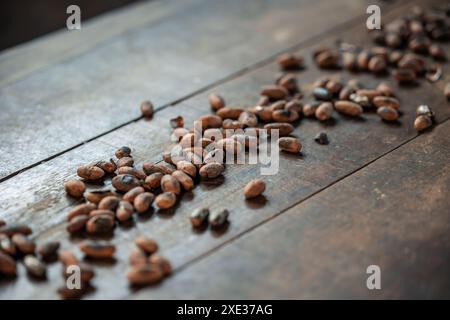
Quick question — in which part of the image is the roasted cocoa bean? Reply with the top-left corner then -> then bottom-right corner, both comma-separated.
77,165 -> 105,180
208,93 -> 225,110
277,53 -> 303,70
129,249 -> 147,266
37,241 -> 60,261
315,102 -> 334,121
303,101 -> 320,117
160,175 -> 181,195
148,255 -> 172,276
238,111 -> 258,127
58,250 -> 78,266
416,105 -> 434,118
155,192 -> 177,209
315,49 -> 340,69
314,132 -> 329,145
357,50 -> 371,70
190,208 -> 210,227
172,170 -> 194,191
116,201 -> 134,222
135,236 -> 158,255
313,77 -> 329,88
86,214 -> 115,234
377,106 -> 399,121
339,85 -> 356,100
272,109 -> 299,123
89,209 -> 115,219
216,107 -> 244,120
334,100 -> 363,117
92,159 -> 117,174
24,255 -> 46,278
325,80 -> 343,96
394,68 -> 416,83
142,172 -> 164,190
342,52 -> 357,71
373,96 -> 400,109
199,162 -> 224,179
67,215 -> 89,234
134,192 -> 155,213
117,166 -> 146,180
285,100 -> 302,114
115,146 -> 132,159
222,119 -> 244,130
112,174 -> 141,192
197,115 -> 223,130
64,180 -> 86,198
368,55 -> 387,74
244,179 -> 266,199
278,137 -> 302,154
0,224 -> 32,237
251,105 -> 272,122
313,87 -> 332,101
264,122 -> 294,137
260,85 -> 288,100
67,203 -> 96,221
84,189 -> 114,204
140,101 -> 154,118
176,160 -> 197,178
11,234 -> 35,254
376,82 -> 395,97
0,251 -> 16,276
117,156 -> 134,168
79,240 -> 116,259
414,115 -> 432,132
355,89 -> 381,102
0,234 -> 16,256
127,263 -> 163,286
98,196 -> 120,211
123,186 -> 145,202
209,209 -> 229,228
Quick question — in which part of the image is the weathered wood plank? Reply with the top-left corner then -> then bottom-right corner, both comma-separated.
138,120 -> 450,299
1,0 -> 448,299
0,0 -> 380,180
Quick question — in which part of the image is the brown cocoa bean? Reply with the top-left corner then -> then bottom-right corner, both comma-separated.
112,174 -> 141,192
277,73 -> 298,93
429,44 -> 446,61
67,203 -> 97,221
11,234 -> 35,254
24,255 -> 46,278
203,148 -> 224,165
264,122 -> 294,137
117,156 -> 134,168
123,186 -> 145,202
127,263 -> 163,286
251,105 -> 272,122
89,209 -> 115,219
172,170 -> 194,191
64,180 -> 86,198
325,80 -> 343,96
155,192 -> 177,209
208,93 -> 225,110
86,215 -> 115,234
190,208 -> 210,227
416,105 -> 434,118
216,107 -> 244,120
143,172 -> 164,190
0,224 -> 32,237
84,189 -> 114,204
37,241 -> 60,261
169,116 -> 184,128
302,102 -> 320,117
334,100 -> 363,117
197,115 -> 223,130
176,160 -> 197,178
368,55 -> 387,74
0,234 -> 16,256
339,85 -> 356,100
313,87 -> 332,101
93,159 -> 117,174
394,68 -> 416,83
135,236 -> 158,255
244,179 -> 266,199
278,137 -> 301,153
77,165 -> 105,180
80,240 -> 116,259
376,82 -> 395,97
148,255 -> 172,276
67,215 -> 89,234
116,201 -> 134,222
171,127 -> 189,142
342,52 -> 357,71
216,138 -> 243,154
129,248 -> 147,266
260,85 -> 288,100
272,109 -> 299,122
58,250 -> 78,266
315,102 -> 334,121
140,101 -> 154,118
98,196 -> 120,211
199,163 -> 224,179
315,50 -> 340,69
414,115 -> 432,132
285,100 -> 302,114
377,106 -> 399,121
134,192 -> 155,213
222,119 -> 244,130
277,53 -> 303,70
160,175 -> 181,195
373,96 -> 400,109
115,146 -> 131,158
117,166 -> 146,180
0,251 -> 16,276
355,89 -> 382,102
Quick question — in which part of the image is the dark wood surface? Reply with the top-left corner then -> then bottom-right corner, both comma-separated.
0,0 -> 449,299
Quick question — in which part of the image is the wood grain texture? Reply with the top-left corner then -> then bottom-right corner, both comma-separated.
0,0 -> 378,180
138,121 -> 450,299
0,0 -> 448,299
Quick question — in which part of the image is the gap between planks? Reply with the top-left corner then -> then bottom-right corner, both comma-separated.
0,0 -> 403,184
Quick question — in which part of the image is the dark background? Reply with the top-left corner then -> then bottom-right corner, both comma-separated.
0,0 -> 142,51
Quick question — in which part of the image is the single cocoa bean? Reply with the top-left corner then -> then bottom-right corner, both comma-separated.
127,263 -> 163,286
368,55 -> 387,74
140,101 -> 154,118
98,196 -> 120,211
117,166 -> 146,180
244,179 -> 266,199
172,170 -> 194,191
277,53 -> 303,70
334,100 -> 363,117
272,109 -> 299,122
160,175 -> 181,195
148,255 -> 172,276
222,119 -> 244,130
377,106 -> 399,121
0,234 -> 16,256
209,209 -> 229,228
116,201 -> 134,222
123,186 -> 145,202
67,215 -> 89,234
155,192 -> 177,209
199,163 -> 224,179
134,192 -> 155,213
67,203 -> 97,221
394,68 -> 416,83
373,96 -> 400,109
278,137 -> 301,153
37,241 -> 60,261
0,251 -> 16,276
64,180 -> 86,198
11,234 -> 35,254
315,102 -> 334,121
171,127 -> 189,142
260,85 -> 288,100
24,255 -> 46,278
190,208 -> 210,227
77,165 -> 105,180
176,160 -> 197,178
93,159 -> 117,174
414,115 -> 432,132
135,236 -> 158,255
342,52 -> 357,71
117,157 -> 134,168
170,116 -> 184,128
112,174 -> 141,192
357,50 -> 371,70
143,172 -> 164,190
84,189 -> 114,204
416,105 -> 434,118
0,224 -> 32,237
303,101 -> 320,117
86,214 -> 115,234
315,50 -> 340,69
264,122 -> 294,137
89,209 -> 115,219
208,93 -> 225,110
376,82 -> 395,97
129,248 -> 147,266
285,100 -> 302,114
115,146 -> 131,159
216,107 -> 244,120
313,87 -> 332,101
197,115 -> 223,130
79,240 -> 116,259
58,250 -> 78,266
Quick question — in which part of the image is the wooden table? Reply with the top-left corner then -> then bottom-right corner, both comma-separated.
0,0 -> 449,299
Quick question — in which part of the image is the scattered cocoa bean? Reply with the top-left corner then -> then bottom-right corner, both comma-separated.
373,96 -> 400,109
278,137 -> 302,153
416,105 -> 434,118
140,101 -> 154,118
64,180 -> 86,198
160,175 -> 181,195
24,255 -> 46,278
313,87 -> 332,101
148,255 -> 172,276
93,159 -> 117,174
67,215 -> 89,234
37,241 -> 60,261
272,109 -> 299,123
77,165 -> 105,180
199,163 -> 224,179
115,146 -> 131,159
129,248 -> 147,266
190,208 -> 210,227
116,201 -> 134,222
222,119 -> 244,130
67,203 -> 97,221
86,214 -> 115,234
135,236 -> 158,255
277,73 -> 299,93
0,234 -> 16,256
58,250 -> 78,266
127,263 -> 163,286
134,192 -> 155,213
176,160 -> 197,178
414,115 -> 432,132
117,166 -> 146,180
315,49 -> 340,69
123,186 -> 145,202
368,55 -> 387,74
334,100 -> 363,117
277,53 -> 303,70
393,68 -> 416,83
260,85 -> 288,100
209,209 -> 229,228
377,106 -> 399,121
117,157 -> 134,168
155,192 -> 177,209
11,234 -> 35,254
84,189 -> 115,204
342,52 -> 357,71
357,50 -> 371,70
216,107 -> 244,120
303,101 -> 320,117
171,127 -> 189,142
376,82 -> 395,97
315,102 -> 334,121
208,93 -> 225,110
0,251 -> 16,276
98,196 -> 120,211
0,224 -> 32,237
80,240 -> 116,259
143,172 -> 164,190
264,122 -> 294,137
89,209 -> 115,219
172,170 -> 194,191
112,174 -> 141,192
197,115 -> 223,130
244,179 -> 266,199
